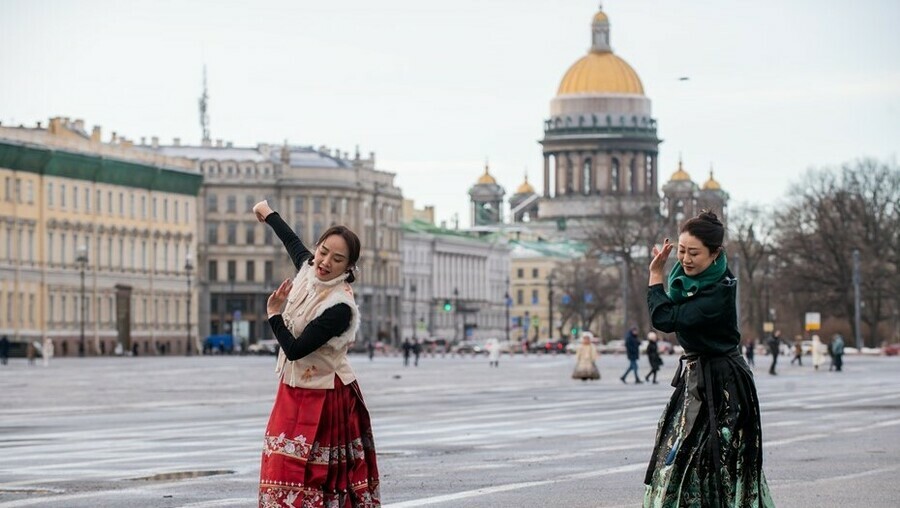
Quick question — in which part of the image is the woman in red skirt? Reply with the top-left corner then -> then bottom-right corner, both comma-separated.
254,200 -> 380,508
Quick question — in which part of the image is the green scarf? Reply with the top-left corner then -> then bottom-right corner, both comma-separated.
666,251 -> 728,303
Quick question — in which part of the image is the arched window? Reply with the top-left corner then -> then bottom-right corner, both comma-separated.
629,158 -> 638,194
582,158 -> 592,195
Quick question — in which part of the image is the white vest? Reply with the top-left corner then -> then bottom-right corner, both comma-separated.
275,262 -> 360,389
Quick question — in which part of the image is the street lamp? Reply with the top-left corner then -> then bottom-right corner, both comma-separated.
504,277 -> 510,342
76,245 -> 88,356
547,273 -> 555,340
453,287 -> 459,342
185,253 -> 194,355
410,282 -> 417,342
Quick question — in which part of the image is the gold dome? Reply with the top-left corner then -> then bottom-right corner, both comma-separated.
516,174 -> 535,194
702,169 -> 722,190
670,158 -> 691,182
593,11 -> 609,23
557,52 -> 644,95
476,163 -> 497,185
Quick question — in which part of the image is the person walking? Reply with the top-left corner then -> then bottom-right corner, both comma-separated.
0,335 -> 9,366
572,333 -> 600,381
745,338 -> 756,367
644,332 -> 663,384
832,333 -> 845,371
811,333 -> 824,370
619,326 -> 643,384
413,339 -> 421,367
486,338 -> 501,367
766,330 -> 782,375
790,337 -> 803,366
253,200 -> 380,507
644,210 -> 774,507
402,338 -> 412,367
42,337 -> 54,367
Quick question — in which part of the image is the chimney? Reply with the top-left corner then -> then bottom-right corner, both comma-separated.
226,141 -> 233,148
121,138 -> 134,149
201,138 -> 211,147
173,137 -> 181,146
151,136 -> 159,149
111,131 -> 118,143
140,137 -> 146,145
73,119 -> 85,132
49,117 -> 62,134
91,126 -> 101,142
215,139 -> 223,148
369,151 -> 376,164
36,121 -> 42,129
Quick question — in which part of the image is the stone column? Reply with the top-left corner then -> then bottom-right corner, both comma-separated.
543,154 -> 551,198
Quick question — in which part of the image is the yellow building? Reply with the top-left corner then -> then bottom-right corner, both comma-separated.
0,118 -> 202,356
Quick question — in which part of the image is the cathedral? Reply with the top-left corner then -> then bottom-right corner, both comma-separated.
468,5 -> 728,237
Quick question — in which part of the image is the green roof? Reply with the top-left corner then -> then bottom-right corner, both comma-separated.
0,140 -> 202,196
401,219 -> 501,243
509,238 -> 589,259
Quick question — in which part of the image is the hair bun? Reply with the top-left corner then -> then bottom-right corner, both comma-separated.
698,209 -> 721,224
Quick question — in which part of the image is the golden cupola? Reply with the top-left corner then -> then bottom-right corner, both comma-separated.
702,168 -> 722,190
669,158 -> 692,182
515,174 -> 535,195
476,163 -> 497,185
556,6 -> 644,96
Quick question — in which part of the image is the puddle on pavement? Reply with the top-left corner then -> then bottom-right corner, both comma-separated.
128,470 -> 235,482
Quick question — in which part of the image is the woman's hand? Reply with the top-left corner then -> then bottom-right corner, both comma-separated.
267,278 -> 293,317
253,200 -> 274,223
649,238 -> 673,285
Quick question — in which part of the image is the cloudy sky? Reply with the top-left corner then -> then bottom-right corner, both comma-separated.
2,0 -> 898,226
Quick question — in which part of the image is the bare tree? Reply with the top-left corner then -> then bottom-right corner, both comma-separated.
773,159 -> 899,345
552,257 -> 620,341
727,204 -> 777,339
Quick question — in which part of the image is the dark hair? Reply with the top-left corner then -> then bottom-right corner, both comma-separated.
680,209 -> 724,254
306,225 -> 361,283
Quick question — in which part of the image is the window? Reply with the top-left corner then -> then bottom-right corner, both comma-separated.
47,233 -> 54,264
152,197 -> 157,218
532,268 -> 539,278
206,223 -> 218,244
174,199 -> 179,222
532,289 -> 539,305
246,261 -> 255,282
226,222 -> 237,244
516,289 -> 524,305
184,202 -> 189,223
26,181 -> 34,204
163,198 -> 169,221
85,188 -> 90,211
60,184 -> 66,208
207,194 -> 218,212
245,224 -> 255,245
517,268 -> 524,278
330,198 -> 338,214
119,192 -> 124,215
130,194 -> 135,218
208,260 -> 218,281
47,183 -> 54,206
313,197 -> 323,213
264,228 -> 273,244
226,195 -> 237,213
294,196 -> 305,213
141,196 -> 146,218
245,195 -> 255,212
227,260 -> 236,281
264,261 -> 273,283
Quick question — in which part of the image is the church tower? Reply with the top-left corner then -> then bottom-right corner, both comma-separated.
469,163 -> 505,226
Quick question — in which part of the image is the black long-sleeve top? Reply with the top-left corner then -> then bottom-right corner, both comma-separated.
265,212 -> 351,361
647,270 -> 741,356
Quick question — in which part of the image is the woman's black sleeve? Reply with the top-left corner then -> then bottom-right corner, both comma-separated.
267,303 -> 352,361
264,212 -> 312,269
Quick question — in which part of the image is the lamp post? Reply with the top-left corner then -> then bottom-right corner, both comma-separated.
410,282 -> 417,342
547,273 -> 555,340
453,287 -> 459,342
76,245 -> 88,356
185,254 -> 194,355
504,277 -> 510,342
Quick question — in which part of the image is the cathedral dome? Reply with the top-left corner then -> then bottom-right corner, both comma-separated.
475,164 -> 497,185
557,52 -> 644,95
669,159 -> 692,182
702,169 -> 722,190
515,174 -> 535,195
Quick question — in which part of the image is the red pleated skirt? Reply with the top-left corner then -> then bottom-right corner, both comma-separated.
259,376 -> 380,508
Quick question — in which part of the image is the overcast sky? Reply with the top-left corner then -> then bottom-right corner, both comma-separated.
2,0 -> 898,226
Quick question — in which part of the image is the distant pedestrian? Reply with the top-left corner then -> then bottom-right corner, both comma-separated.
402,338 -> 412,367
367,340 -> 375,361
26,341 -> 36,365
571,333 -> 600,381
486,338 -> 500,367
619,326 -> 642,384
811,334 -> 824,370
644,210 -> 773,506
745,338 -> 756,367
644,332 -> 663,384
767,330 -> 782,375
790,338 -> 803,366
832,334 -> 845,371
413,339 -> 421,367
42,337 -> 54,367
0,335 -> 9,366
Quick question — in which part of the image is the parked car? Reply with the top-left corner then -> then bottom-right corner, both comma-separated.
598,339 -> 626,354
422,337 -> 450,354
452,340 -> 486,355
248,339 -> 279,355
883,343 -> 900,356
530,338 -> 567,354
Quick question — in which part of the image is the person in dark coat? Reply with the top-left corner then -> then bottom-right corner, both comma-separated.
413,339 -> 421,367
644,210 -> 773,507
619,326 -> 643,384
402,338 -> 412,367
745,338 -> 756,366
832,334 -> 845,371
766,330 -> 782,375
644,331 -> 663,384
0,335 -> 9,365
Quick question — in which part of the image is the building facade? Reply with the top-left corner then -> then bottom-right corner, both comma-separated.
0,117 -> 202,356
400,220 -> 510,343
146,141 -> 403,347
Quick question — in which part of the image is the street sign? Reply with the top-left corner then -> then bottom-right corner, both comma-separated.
805,312 -> 821,331
531,316 -> 539,327
561,295 -> 571,305
584,292 -> 593,303
233,310 -> 242,322
763,321 -> 774,333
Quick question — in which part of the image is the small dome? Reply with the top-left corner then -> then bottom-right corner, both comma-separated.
593,11 -> 609,24
670,158 -> 691,182
476,163 -> 497,185
516,174 -> 535,194
557,52 -> 644,95
702,169 -> 721,190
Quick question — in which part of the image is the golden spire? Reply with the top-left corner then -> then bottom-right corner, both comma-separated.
476,160 -> 497,185
702,164 -> 722,190
669,155 -> 691,182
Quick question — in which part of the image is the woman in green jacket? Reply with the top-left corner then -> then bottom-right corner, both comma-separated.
643,210 -> 774,507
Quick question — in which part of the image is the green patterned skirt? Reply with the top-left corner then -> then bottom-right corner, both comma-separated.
643,349 -> 775,507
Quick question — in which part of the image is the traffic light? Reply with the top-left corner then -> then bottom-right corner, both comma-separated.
571,326 -> 579,336
443,300 -> 453,312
